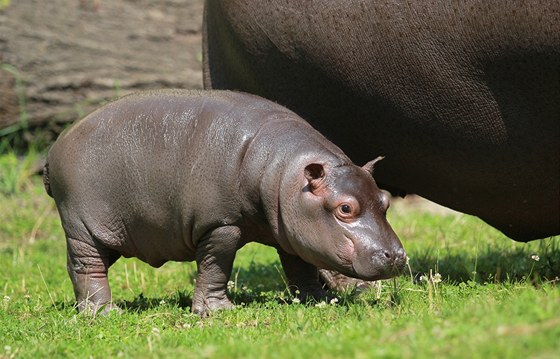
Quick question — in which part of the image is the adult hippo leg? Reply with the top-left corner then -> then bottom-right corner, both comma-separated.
66,235 -> 121,314
192,226 -> 240,316
277,250 -> 328,301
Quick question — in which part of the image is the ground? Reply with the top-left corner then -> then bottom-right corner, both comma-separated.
0,0 -> 204,142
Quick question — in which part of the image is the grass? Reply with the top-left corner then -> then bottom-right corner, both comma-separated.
0,152 -> 559,358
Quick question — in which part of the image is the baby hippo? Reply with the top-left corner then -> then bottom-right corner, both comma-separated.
44,89 -> 406,316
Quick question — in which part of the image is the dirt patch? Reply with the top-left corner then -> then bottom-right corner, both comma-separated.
0,0 -> 204,136
0,65 -> 19,130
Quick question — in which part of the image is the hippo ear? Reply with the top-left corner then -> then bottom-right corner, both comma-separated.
304,163 -> 326,193
362,156 -> 385,175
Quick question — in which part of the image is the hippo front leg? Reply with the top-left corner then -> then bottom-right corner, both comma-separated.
318,269 -> 376,292
192,226 -> 240,316
277,250 -> 329,302
66,237 -> 121,315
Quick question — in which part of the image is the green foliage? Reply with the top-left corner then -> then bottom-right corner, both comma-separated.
0,144 -> 41,196
0,171 -> 559,358
0,0 -> 10,11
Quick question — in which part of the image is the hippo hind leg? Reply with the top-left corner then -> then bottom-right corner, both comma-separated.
65,231 -> 121,315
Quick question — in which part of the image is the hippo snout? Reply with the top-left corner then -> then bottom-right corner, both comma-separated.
366,246 -> 406,279
377,246 -> 407,274
351,240 -> 407,281
383,247 -> 406,270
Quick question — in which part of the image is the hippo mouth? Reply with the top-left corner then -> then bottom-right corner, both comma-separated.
339,234 -> 355,260
337,233 -> 359,274
351,261 -> 402,282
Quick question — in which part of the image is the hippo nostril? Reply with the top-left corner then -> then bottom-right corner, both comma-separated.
384,248 -> 407,267
394,249 -> 407,267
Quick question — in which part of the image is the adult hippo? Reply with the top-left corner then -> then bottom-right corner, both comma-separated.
202,0 -> 560,242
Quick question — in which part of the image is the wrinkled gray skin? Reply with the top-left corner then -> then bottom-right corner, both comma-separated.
44,90 -> 406,316
203,0 -> 560,242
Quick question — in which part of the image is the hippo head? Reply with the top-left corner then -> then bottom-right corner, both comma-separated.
280,157 -> 407,281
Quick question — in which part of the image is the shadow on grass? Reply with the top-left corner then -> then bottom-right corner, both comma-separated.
409,239 -> 560,284
116,244 -> 560,314
110,264 -> 289,313
51,293 -> 193,314
52,239 -> 560,314
119,291 -> 193,312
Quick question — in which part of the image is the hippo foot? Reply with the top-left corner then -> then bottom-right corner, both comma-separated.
292,287 -> 333,304
318,269 -> 377,293
192,296 -> 234,317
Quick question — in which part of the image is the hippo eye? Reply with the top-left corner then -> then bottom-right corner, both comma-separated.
335,202 -> 356,221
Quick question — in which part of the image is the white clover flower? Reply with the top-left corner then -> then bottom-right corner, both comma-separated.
329,298 -> 339,305
292,297 -> 301,304
159,300 -> 166,305
227,281 -> 234,290
3,296 -> 10,303
432,273 -> 442,284
531,255 -> 540,262
315,301 -> 327,308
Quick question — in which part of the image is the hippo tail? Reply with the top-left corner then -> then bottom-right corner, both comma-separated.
43,160 -> 53,198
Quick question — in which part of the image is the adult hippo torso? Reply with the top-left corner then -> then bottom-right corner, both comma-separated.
203,0 -> 560,241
